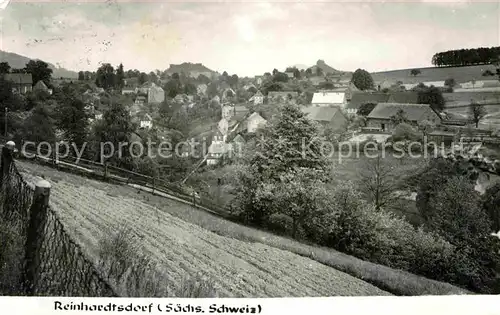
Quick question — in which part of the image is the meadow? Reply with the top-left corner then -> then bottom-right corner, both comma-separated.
372,64 -> 497,84
16,160 -> 468,296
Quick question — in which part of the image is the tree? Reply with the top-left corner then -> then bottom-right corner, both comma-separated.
483,183 -> 500,233
95,63 -> 115,90
0,77 -> 25,111
24,60 -> 53,86
231,103 -> 330,225
358,154 -> 398,210
92,102 -> 135,166
416,85 -> 445,111
470,102 -> 487,128
164,77 -> 182,98
20,105 -> 56,144
410,69 -> 421,76
422,176 -> 499,292
293,68 -> 301,79
78,71 -> 85,81
444,78 -> 456,91
272,72 -> 289,83
138,72 -> 148,85
115,63 -> 125,90
56,98 -> 89,151
206,82 -> 218,99
351,69 -> 374,91
357,103 -> 377,116
229,74 -> 239,88
0,62 -> 11,74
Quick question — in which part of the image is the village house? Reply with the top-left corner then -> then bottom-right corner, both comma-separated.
197,84 -> 208,96
3,73 -> 33,94
222,88 -> 236,101
401,83 -> 419,91
254,76 -> 263,85
228,105 -> 250,133
377,80 -> 398,91
285,72 -> 295,79
346,92 -> 391,115
311,92 -> 346,108
147,83 -> 165,104
139,113 -> 153,130
421,81 -> 446,88
243,84 -> 257,91
301,106 -> 348,132
246,112 -> 267,133
230,134 -> 246,154
134,95 -> 146,106
122,87 -> 136,95
267,91 -> 299,104
427,130 -> 459,146
221,104 -> 234,120
328,83 -> 359,101
366,103 -> 441,132
309,76 -> 328,87
249,90 -> 264,105
217,118 -> 229,141
459,80 -> 500,89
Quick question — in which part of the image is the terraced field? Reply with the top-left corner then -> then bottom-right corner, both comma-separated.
16,161 -> 390,297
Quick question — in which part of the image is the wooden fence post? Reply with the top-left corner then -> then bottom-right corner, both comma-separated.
103,162 -> 108,180
152,177 -> 155,195
23,179 -> 51,296
1,141 -> 15,188
192,191 -> 196,207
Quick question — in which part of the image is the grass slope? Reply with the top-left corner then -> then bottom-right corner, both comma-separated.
372,64 -> 497,84
16,160 -> 469,296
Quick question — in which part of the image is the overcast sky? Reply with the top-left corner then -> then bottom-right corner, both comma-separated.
0,0 -> 498,76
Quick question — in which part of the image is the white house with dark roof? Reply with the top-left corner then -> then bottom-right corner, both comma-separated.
366,103 -> 441,132
139,113 -> 153,129
246,112 -> 267,133
311,92 -> 346,108
249,90 -> 264,105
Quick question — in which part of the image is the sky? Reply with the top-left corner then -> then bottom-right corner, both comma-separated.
0,0 -> 498,76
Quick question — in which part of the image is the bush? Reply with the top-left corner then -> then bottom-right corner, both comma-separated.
314,183 -> 483,292
266,213 -> 293,235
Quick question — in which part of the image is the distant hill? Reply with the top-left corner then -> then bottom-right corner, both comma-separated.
371,64 -> 498,85
314,59 -> 344,75
0,50 -> 78,79
165,62 -> 216,77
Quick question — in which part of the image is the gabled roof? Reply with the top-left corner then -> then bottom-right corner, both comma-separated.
140,113 -> 153,121
247,112 -> 266,122
135,95 -> 146,101
347,92 -> 390,110
301,106 -> 343,122
33,80 -> 49,91
367,103 -> 436,121
387,92 -> 419,104
311,92 -> 345,104
232,134 -> 246,143
3,73 -> 33,85
208,141 -> 229,155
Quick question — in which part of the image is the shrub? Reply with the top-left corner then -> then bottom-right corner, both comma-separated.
266,213 -> 293,235
315,183 -> 483,292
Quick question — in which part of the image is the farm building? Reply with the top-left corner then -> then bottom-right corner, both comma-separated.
421,81 -> 446,88
301,106 -> 348,132
427,130 -> 459,146
311,92 -> 346,108
3,73 -> 33,94
366,103 -> 441,132
346,92 -> 391,115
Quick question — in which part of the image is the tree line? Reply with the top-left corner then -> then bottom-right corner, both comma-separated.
431,46 -> 500,67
